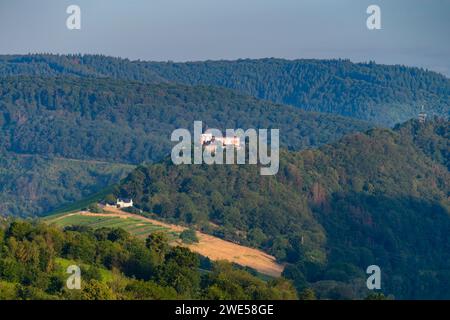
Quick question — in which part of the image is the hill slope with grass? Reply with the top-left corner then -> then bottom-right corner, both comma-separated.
44,207 -> 284,277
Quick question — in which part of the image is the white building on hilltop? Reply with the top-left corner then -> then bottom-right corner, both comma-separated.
201,134 -> 241,151
418,106 -> 427,124
117,198 -> 133,208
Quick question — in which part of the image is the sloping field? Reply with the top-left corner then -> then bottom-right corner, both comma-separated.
47,211 -> 178,240
46,207 -> 284,277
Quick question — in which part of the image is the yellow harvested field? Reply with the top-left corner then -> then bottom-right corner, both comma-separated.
61,207 -> 284,277
188,232 -> 284,277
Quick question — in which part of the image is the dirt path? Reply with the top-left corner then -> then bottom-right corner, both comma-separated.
73,207 -> 284,277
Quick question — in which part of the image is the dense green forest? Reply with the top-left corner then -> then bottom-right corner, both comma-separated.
394,118 -> 449,170
0,220 -> 298,300
145,59 -> 450,126
0,76 -> 370,163
1,54 -> 449,126
0,151 -> 133,217
117,119 -> 450,299
0,76 -> 370,216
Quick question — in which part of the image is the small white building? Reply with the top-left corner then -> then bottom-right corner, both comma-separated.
418,105 -> 427,124
221,136 -> 240,148
200,134 -> 241,149
117,198 -> 133,208
200,133 -> 213,145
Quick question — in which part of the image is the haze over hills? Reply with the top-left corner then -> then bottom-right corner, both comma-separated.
116,119 -> 450,299
0,76 -> 370,216
1,54 -> 449,126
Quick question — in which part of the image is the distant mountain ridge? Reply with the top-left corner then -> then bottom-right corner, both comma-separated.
1,54 -> 449,126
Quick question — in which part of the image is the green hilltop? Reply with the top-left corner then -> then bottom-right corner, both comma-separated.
116,119 -> 450,299
0,76 -> 370,216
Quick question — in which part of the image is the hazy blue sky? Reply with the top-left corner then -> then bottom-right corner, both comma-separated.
0,0 -> 449,76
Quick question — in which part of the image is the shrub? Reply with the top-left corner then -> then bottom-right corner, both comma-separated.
179,229 -> 199,244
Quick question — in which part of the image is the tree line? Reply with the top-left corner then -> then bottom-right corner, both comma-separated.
0,220 -> 298,300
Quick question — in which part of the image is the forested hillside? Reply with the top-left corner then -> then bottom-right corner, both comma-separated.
0,55 -> 164,82
0,76 -> 370,216
0,54 -> 448,300
117,119 -> 450,299
0,76 -> 370,164
1,54 -> 449,126
394,118 -> 449,170
0,150 -> 133,217
146,59 -> 450,126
